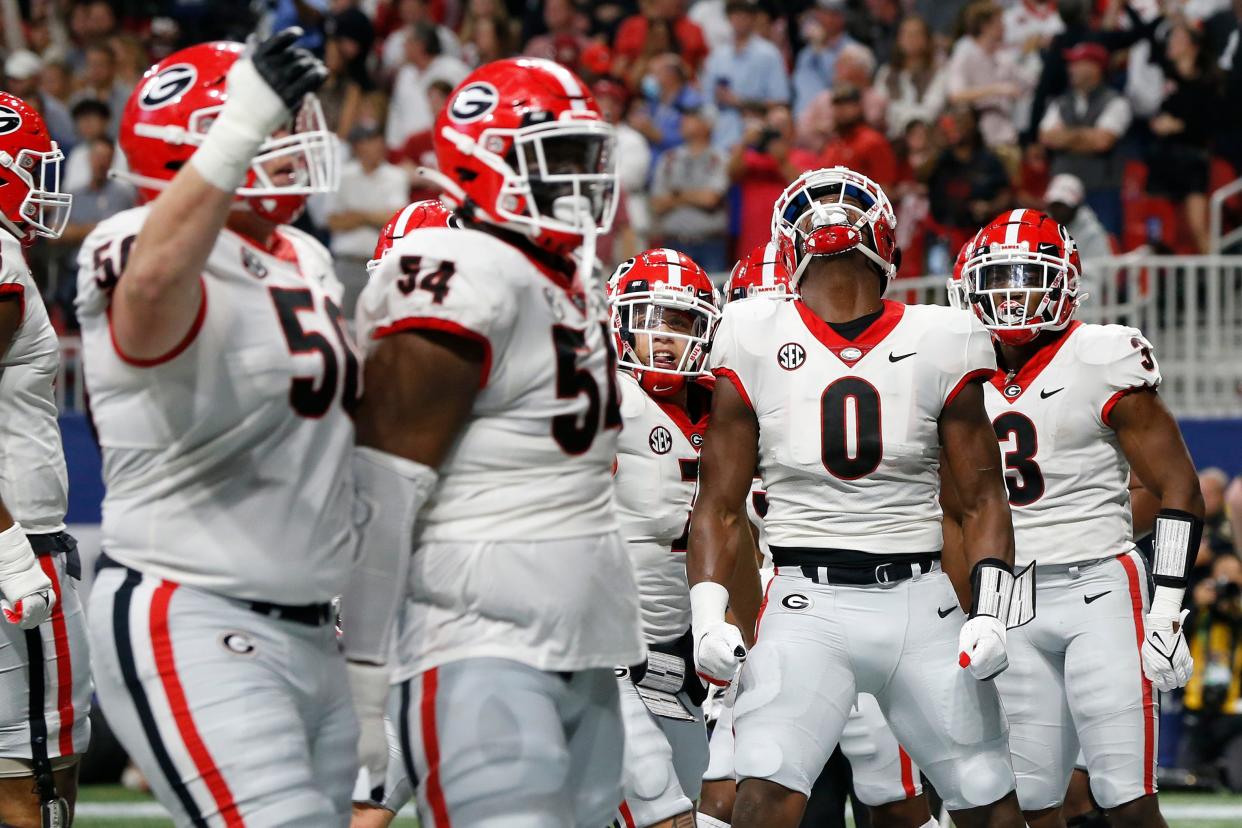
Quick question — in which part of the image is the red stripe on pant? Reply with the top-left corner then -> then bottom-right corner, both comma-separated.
898,746 -> 916,799
754,568 -> 776,640
619,800 -> 637,828
421,667 -> 452,827
36,557 -> 74,756
149,581 -> 246,827
1117,553 -> 1156,795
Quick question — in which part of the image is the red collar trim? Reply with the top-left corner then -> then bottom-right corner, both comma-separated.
651,389 -> 710,445
990,320 -> 1083,403
794,299 -> 905,367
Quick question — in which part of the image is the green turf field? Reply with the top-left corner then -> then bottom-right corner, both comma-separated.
71,785 -> 1242,827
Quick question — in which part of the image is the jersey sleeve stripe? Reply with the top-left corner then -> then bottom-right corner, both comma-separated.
372,316 -> 493,389
710,367 -> 753,412
106,277 -> 208,368
944,368 -> 993,407
1101,385 -> 1151,427
0,282 -> 25,322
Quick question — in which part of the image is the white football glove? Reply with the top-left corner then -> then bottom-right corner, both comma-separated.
347,661 -> 392,800
1142,606 -> 1193,692
0,522 -> 55,629
958,614 -> 1008,681
690,581 -> 747,687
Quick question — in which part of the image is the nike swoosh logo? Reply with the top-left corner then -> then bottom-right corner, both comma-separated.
888,352 -> 917,363
1040,388 -> 1065,399
937,606 -> 957,618
1084,591 -> 1110,604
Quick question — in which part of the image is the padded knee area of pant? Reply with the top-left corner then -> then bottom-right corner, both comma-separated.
926,739 -> 1015,812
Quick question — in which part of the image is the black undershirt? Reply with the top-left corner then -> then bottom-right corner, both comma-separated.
826,306 -> 884,341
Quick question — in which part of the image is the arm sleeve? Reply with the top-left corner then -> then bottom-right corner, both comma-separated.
707,307 -> 754,411
354,232 -> 516,388
1093,326 -> 1162,427
945,315 -> 998,407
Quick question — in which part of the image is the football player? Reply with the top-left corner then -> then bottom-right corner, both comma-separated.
687,166 -> 1026,828
76,33 -> 361,825
699,240 -> 934,828
948,209 -> 1203,828
349,57 -> 644,828
607,248 -> 744,828
0,91 -> 91,828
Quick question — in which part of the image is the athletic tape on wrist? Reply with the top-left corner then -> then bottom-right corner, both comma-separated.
970,557 -> 1014,625
1151,509 -> 1202,588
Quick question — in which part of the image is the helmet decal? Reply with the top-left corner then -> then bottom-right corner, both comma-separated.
449,82 -> 499,124
138,64 -> 197,110
0,106 -> 22,135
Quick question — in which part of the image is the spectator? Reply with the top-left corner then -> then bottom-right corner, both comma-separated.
629,53 -> 704,165
595,78 -> 653,251
1039,42 -> 1131,237
728,103 -> 819,254
64,0 -> 116,71
874,16 -> 947,140
459,0 -> 518,68
792,0 -> 857,117
649,107 -> 730,272
324,1 -> 377,90
4,50 -> 74,151
266,0 -> 330,52
1002,0 -> 1062,133
523,0 -> 592,65
857,0 -> 902,68
384,22 -> 469,151
327,125 -> 410,314
69,41 -> 132,137
820,84 -> 898,188
703,0 -> 790,151
927,106 -> 1012,252
1044,173 -> 1113,264
1201,468 -> 1236,554
688,0 -> 731,48
381,0 -> 463,78
911,0 -> 971,38
40,60 -> 73,106
945,1 -> 1026,154
796,42 -> 885,153
50,137 -> 134,328
1145,20 -> 1221,253
613,0 -> 709,85
108,32 -> 149,89
63,99 -> 111,192
320,33 -> 364,138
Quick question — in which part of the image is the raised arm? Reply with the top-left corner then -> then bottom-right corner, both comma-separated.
111,30 -> 326,361
687,376 -> 760,685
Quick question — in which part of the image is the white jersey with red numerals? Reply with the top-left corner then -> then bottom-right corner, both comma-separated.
982,321 -> 1160,567
709,298 -> 995,554
355,225 -> 621,542
613,371 -> 706,644
0,231 -> 67,532
75,206 -> 359,604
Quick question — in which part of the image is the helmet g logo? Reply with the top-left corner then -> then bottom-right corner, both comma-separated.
0,105 -> 22,136
139,64 -> 197,110
449,82 -> 499,124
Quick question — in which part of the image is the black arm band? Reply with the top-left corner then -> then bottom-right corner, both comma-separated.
969,557 -> 1014,621
1150,508 -> 1203,589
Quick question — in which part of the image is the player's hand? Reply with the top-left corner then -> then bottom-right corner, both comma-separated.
958,614 -> 1008,680
0,525 -> 55,629
346,661 -> 392,796
1142,608 -> 1193,692
694,620 -> 747,687
226,28 -> 327,139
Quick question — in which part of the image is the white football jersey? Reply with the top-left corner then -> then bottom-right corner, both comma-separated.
982,321 -> 1160,567
613,371 -> 707,644
76,207 -> 359,604
709,298 -> 995,557
355,225 -> 620,541
0,231 -> 67,533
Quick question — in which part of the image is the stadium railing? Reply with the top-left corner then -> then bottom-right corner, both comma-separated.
55,254 -> 1242,419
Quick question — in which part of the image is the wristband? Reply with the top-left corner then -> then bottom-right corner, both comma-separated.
1151,508 -> 1202,589
189,59 -> 289,193
970,557 -> 1014,625
689,581 -> 730,630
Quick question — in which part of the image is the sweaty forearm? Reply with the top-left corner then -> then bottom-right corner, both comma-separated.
687,502 -> 742,588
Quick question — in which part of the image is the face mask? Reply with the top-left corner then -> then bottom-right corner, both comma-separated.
641,75 -> 660,101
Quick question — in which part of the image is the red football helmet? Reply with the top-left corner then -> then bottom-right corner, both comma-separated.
367,199 -> 458,273
423,57 -> 619,257
608,248 -> 720,398
0,92 -> 70,243
946,230 -> 981,311
770,166 -> 899,289
117,41 -> 338,225
725,239 -> 797,303
963,209 -> 1082,345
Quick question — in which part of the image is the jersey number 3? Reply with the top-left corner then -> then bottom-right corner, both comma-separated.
993,411 -> 1044,506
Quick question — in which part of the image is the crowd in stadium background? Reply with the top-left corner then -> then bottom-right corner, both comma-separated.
7,0 -> 1242,798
